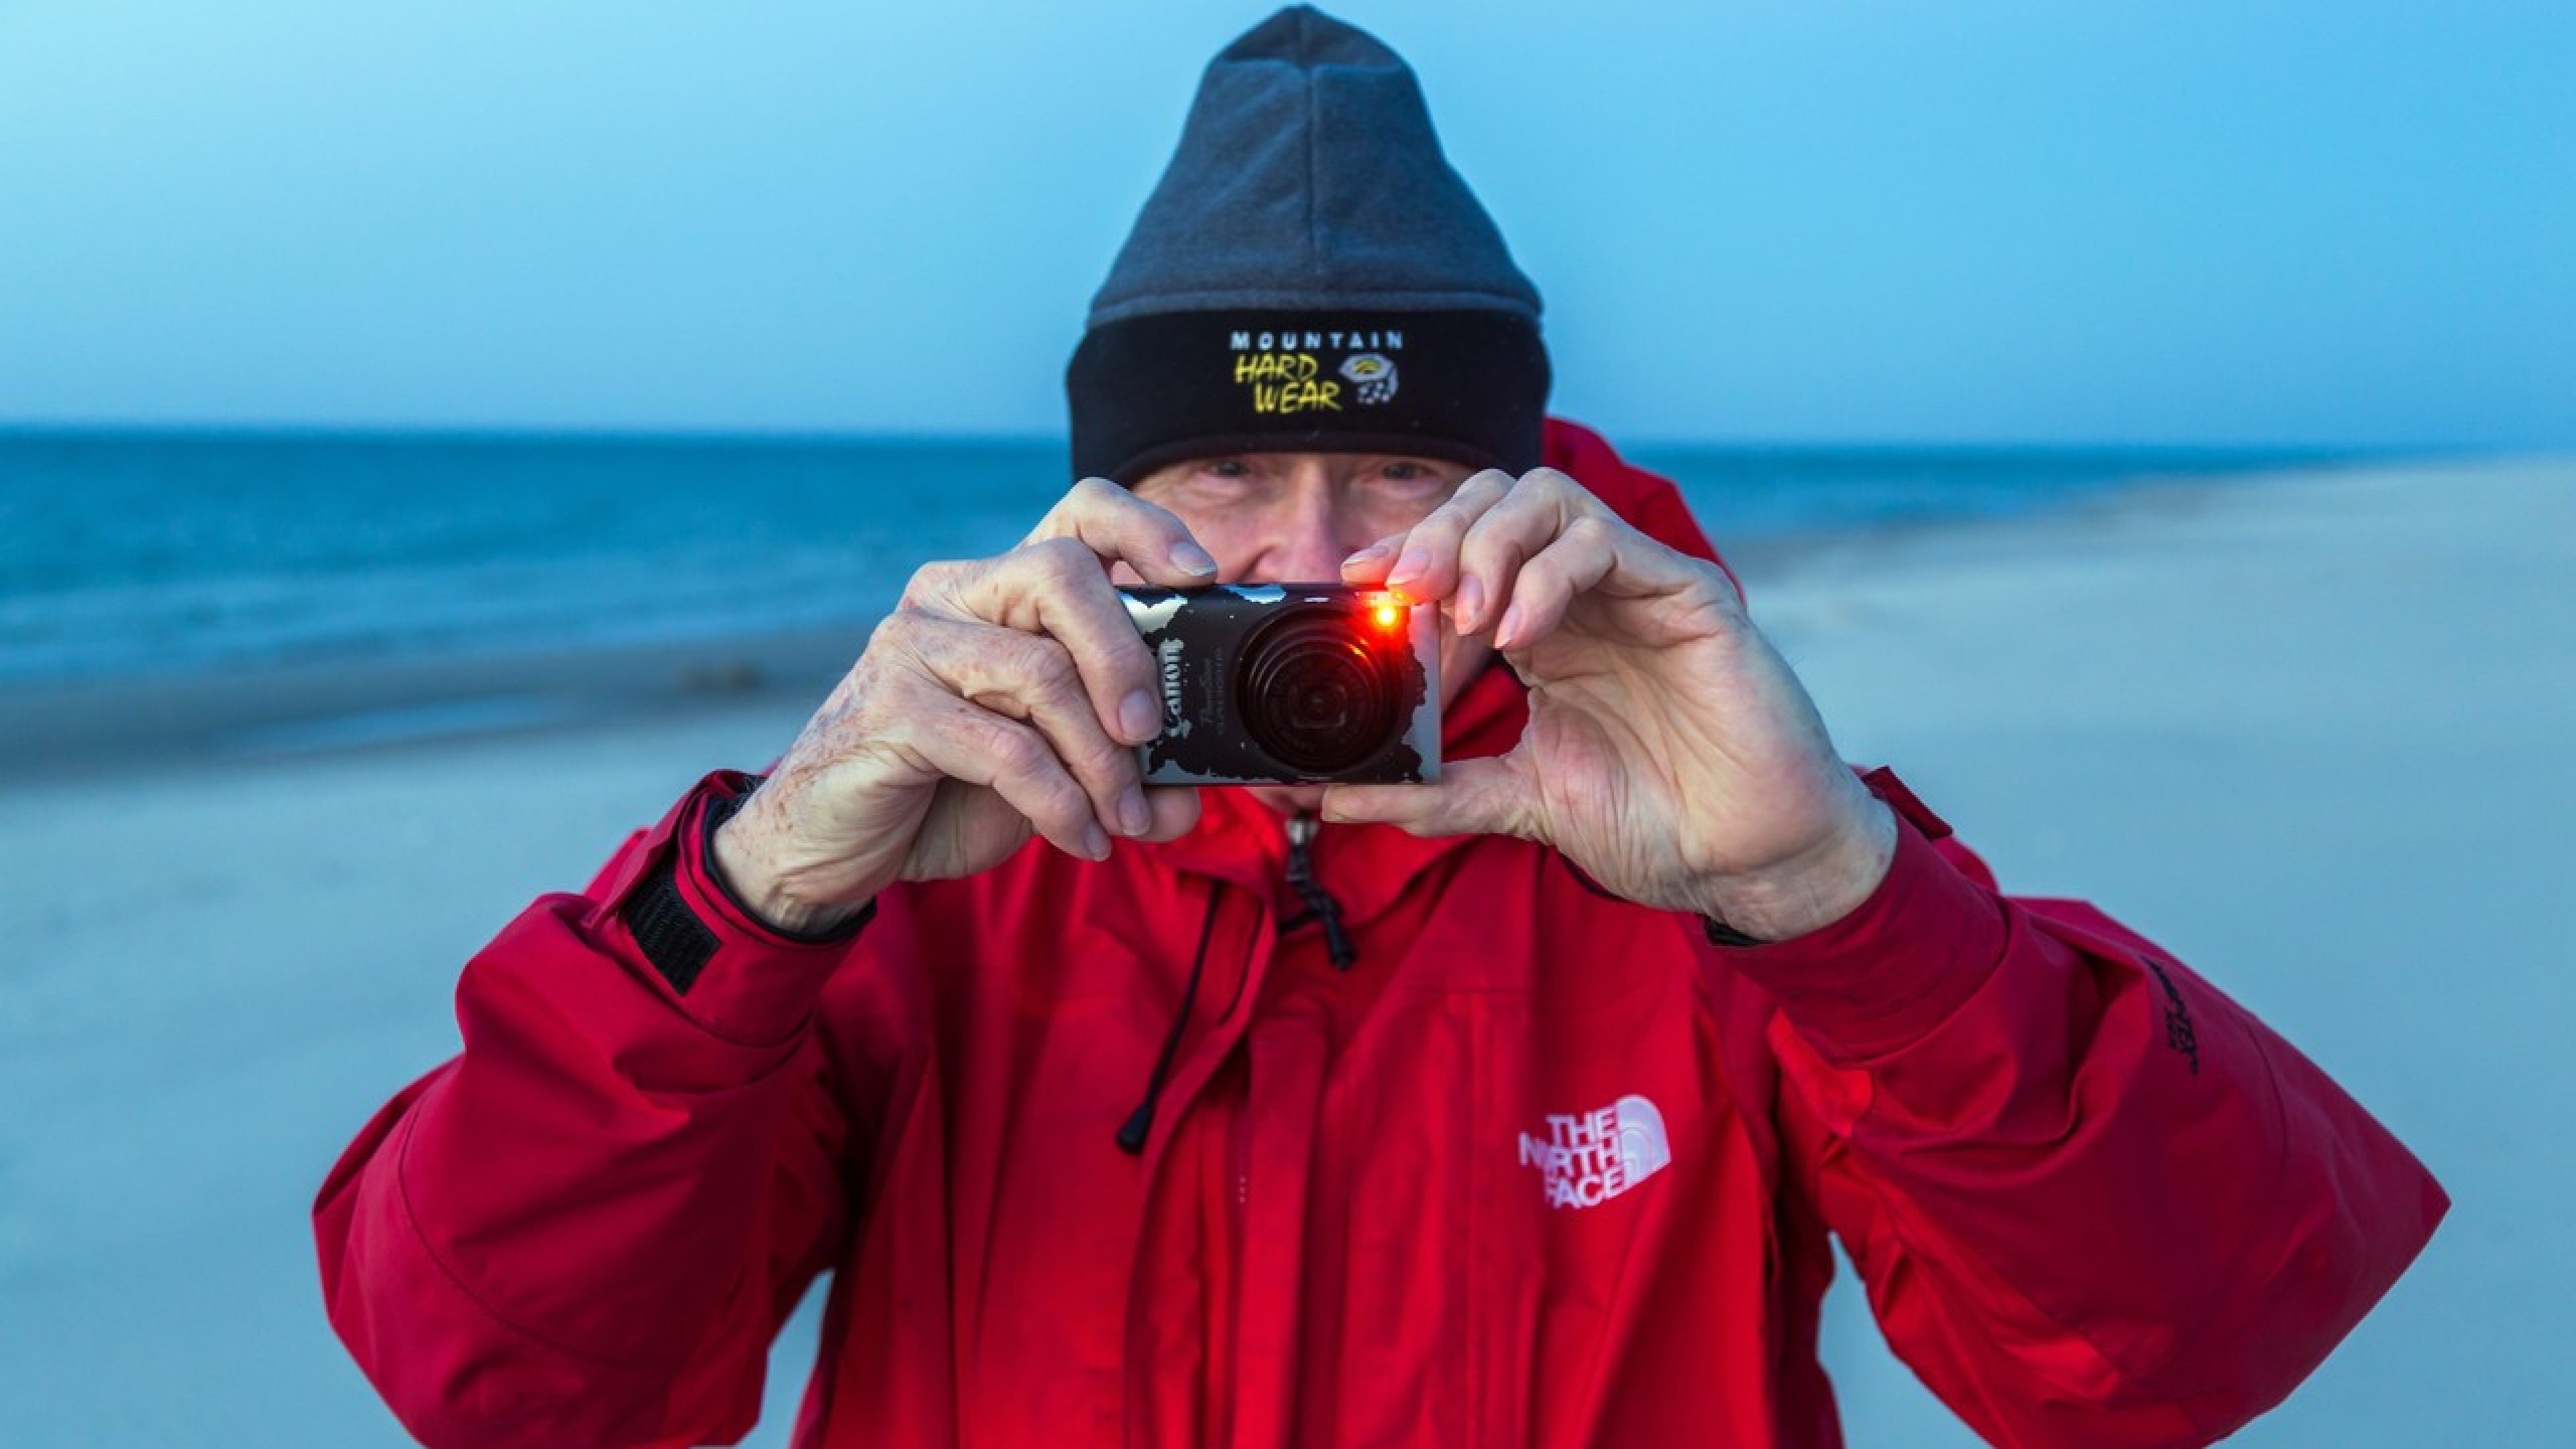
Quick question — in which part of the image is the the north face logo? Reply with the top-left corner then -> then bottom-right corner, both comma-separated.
1518,1095 -> 1672,1210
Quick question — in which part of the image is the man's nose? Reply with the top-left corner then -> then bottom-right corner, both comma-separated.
1262,473 -> 1367,583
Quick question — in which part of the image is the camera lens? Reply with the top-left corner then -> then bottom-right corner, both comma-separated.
1236,605 -> 1402,775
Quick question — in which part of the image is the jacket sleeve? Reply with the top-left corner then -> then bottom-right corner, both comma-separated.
1718,773 -> 2447,1449
313,773 -> 875,1449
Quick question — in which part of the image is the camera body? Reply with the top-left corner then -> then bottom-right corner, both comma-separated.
1118,583 -> 1441,786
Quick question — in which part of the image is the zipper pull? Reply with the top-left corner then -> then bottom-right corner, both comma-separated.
1284,814 -> 1358,971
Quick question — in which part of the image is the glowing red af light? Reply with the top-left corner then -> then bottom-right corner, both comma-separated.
1370,598 -> 1405,632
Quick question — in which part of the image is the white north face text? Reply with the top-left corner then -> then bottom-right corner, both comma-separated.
1518,1094 -> 1672,1210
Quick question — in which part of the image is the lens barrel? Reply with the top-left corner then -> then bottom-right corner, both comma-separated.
1236,605 -> 1403,775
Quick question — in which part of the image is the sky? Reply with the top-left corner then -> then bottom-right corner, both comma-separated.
0,1 -> 2568,449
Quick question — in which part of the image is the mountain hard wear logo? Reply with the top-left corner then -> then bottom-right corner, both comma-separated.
1226,327 -> 1406,415
1519,1094 -> 1672,1210
1339,352 -> 1397,405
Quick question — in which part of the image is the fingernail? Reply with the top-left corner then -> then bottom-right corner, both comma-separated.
1085,824 -> 1112,860
1119,790 -> 1150,837
1342,543 -> 1389,571
1389,547 -> 1430,584
1453,576 -> 1484,631
1495,603 -> 1525,650
1171,541 -> 1219,577
1120,689 -> 1161,743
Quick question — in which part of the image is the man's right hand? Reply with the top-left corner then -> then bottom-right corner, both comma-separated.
710,478 -> 1220,934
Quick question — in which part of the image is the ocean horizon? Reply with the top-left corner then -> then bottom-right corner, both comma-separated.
0,428 -> 2355,688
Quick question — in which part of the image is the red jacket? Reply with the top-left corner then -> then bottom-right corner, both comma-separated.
316,421 -> 2445,1449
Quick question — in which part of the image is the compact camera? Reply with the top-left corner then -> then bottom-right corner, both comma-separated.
1116,584 -> 1441,786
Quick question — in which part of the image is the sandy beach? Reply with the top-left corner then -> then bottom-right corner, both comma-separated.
1,456 -> 2565,1445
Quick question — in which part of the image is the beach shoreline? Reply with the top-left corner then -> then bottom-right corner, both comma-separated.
0,458 -> 2379,782
0,622 -> 867,781
0,518 -> 1837,781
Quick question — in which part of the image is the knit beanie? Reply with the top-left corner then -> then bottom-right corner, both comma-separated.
1067,6 -> 1550,485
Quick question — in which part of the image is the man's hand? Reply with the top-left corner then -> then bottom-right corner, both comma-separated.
711,480 -> 1216,933
1323,468 -> 1896,942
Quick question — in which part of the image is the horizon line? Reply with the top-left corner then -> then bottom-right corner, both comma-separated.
0,419 -> 2446,460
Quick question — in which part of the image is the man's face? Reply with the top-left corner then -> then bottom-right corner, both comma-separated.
1129,450 -> 1495,809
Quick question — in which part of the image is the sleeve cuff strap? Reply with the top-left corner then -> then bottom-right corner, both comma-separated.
1702,814 -> 2009,1065
608,771 -> 871,1044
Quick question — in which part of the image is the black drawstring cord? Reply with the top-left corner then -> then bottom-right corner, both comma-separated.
1284,814 -> 1357,971
1116,816 -> 1358,1155
1116,887 -> 1225,1156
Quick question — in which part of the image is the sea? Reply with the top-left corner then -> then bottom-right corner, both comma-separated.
0,431 -> 2338,688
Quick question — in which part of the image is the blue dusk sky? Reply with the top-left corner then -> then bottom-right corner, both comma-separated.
1,1 -> 2567,449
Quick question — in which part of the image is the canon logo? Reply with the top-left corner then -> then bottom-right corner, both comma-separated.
1157,638 -> 1185,722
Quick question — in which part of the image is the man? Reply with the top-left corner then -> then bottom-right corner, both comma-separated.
316,9 -> 2443,1448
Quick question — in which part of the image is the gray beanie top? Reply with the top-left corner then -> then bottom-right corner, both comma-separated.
1068,6 -> 1550,484
1087,6 -> 1540,326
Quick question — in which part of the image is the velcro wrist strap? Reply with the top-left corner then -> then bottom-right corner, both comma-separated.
619,773 -> 873,997
621,858 -> 724,994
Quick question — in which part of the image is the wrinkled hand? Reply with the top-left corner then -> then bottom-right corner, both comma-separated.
1323,468 -> 1896,942
712,480 -> 1214,933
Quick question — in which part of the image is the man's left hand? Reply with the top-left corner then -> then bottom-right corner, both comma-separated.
1322,467 -> 1896,943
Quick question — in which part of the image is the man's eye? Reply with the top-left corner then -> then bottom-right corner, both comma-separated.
1375,462 -> 1455,496
1208,459 -> 1251,480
